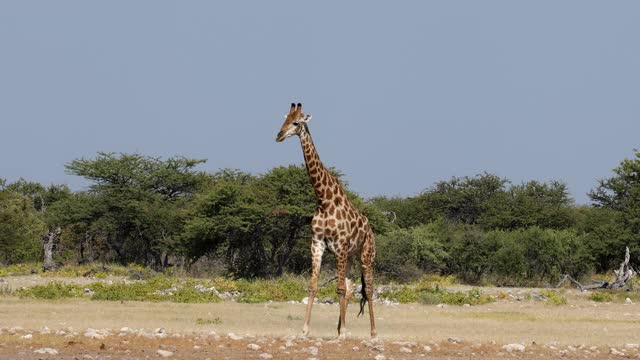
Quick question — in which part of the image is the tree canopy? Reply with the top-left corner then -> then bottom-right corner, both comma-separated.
1,149 -> 638,285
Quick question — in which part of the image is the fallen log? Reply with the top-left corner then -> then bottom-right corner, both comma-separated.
557,247 -> 635,291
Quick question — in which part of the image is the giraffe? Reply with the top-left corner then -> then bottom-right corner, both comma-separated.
276,103 -> 377,339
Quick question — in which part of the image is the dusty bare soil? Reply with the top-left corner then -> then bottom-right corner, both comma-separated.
1,295 -> 640,359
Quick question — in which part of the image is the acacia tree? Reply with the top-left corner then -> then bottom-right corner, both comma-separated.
182,165 -> 392,278
589,149 -> 640,261
3,179 -> 72,269
0,189 -> 47,264
505,180 -> 575,230
65,152 -> 206,269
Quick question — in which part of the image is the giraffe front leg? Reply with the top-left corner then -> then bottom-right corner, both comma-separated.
302,236 -> 325,337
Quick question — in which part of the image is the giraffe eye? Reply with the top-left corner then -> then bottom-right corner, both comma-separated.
293,121 -> 299,126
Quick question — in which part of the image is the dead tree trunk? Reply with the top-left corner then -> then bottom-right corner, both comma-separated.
608,246 -> 635,289
42,227 -> 61,272
557,247 -> 635,291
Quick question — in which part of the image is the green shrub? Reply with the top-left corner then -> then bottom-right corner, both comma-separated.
380,283 -> 494,306
381,285 -> 421,303
17,282 -> 83,300
236,276 -> 306,303
540,290 -> 568,305
0,263 -> 40,277
418,291 -> 442,305
88,276 -> 221,303
589,291 -> 613,302
317,281 -> 338,302
205,277 -> 240,292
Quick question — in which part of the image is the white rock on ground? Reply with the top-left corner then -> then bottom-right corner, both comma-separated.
393,341 -> 417,347
156,349 -> 174,357
39,326 -> 51,334
228,332 -> 243,340
9,326 -> 24,334
247,343 -> 261,351
625,298 -> 633,304
84,329 -> 105,339
374,354 -> 386,360
423,345 -> 432,352
624,343 -> 639,349
34,348 -> 58,355
154,327 -> 167,339
304,346 -> 319,356
371,345 -> 385,351
20,334 -> 33,339
610,348 -> 625,356
258,353 -> 273,359
399,347 -> 412,353
502,343 -> 526,352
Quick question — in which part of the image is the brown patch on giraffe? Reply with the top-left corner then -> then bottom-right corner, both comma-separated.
336,210 -> 343,220
325,188 -> 333,199
326,219 -> 336,227
327,205 -> 335,216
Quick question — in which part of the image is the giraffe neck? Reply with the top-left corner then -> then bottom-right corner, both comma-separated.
299,126 -> 343,208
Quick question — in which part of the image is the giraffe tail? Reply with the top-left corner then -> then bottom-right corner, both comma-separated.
357,273 -> 367,317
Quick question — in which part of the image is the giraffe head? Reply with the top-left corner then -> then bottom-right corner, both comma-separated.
275,103 -> 312,142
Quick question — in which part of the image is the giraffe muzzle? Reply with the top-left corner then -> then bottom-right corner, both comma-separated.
276,131 -> 285,142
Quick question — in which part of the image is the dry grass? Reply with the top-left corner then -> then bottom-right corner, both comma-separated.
2,273 -> 640,358
1,296 -> 639,346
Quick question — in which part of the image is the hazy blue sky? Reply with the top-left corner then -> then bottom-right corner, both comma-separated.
1,2 -> 638,204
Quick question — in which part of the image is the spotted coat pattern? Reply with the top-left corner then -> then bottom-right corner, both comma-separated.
276,103 -> 376,338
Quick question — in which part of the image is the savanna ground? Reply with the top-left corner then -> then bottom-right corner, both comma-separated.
1,273 -> 640,359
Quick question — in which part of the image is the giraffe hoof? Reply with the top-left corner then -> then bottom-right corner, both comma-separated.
302,326 -> 309,337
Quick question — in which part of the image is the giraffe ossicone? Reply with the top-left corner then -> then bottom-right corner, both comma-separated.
275,102 -> 377,339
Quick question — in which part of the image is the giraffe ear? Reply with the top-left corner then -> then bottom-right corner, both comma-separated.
290,103 -> 296,114
302,114 -> 312,123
